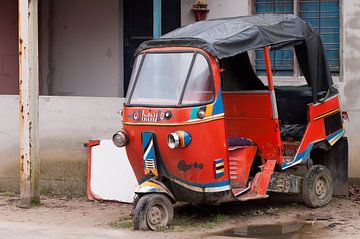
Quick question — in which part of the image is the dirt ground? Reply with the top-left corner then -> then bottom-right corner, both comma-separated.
1,187 -> 360,239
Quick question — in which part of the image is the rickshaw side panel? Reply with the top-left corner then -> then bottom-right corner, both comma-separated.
282,95 -> 345,169
223,92 -> 283,162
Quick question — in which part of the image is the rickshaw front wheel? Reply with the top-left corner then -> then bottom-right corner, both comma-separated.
133,194 -> 173,231
302,165 -> 333,208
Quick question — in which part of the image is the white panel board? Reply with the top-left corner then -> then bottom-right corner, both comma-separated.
90,140 -> 138,203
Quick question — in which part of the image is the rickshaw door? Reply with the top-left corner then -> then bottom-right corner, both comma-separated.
223,91 -> 282,162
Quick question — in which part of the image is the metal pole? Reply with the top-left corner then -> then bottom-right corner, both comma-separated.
153,0 -> 162,38
18,0 -> 40,208
264,47 -> 278,120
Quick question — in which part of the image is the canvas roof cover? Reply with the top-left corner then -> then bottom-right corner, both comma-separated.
137,14 -> 335,102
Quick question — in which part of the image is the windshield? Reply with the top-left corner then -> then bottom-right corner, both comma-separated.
127,52 -> 214,106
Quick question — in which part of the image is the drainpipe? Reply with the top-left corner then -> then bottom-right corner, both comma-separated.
153,0 -> 162,38
18,0 -> 40,208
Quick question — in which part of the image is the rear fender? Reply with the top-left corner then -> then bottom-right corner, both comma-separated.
311,137 -> 348,196
135,179 -> 176,203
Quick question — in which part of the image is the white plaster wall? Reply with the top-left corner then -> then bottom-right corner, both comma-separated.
0,95 -> 124,195
340,0 -> 360,178
40,0 -> 124,97
181,0 -> 250,25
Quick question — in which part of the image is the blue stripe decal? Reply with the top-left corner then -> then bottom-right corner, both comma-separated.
216,172 -> 225,178
213,87 -> 224,115
281,143 -> 314,170
190,107 -> 199,119
282,129 -> 345,170
174,177 -> 230,188
326,129 -> 345,143
142,132 -> 158,175
148,188 -> 158,193
142,132 -> 152,148
215,158 -> 225,178
215,158 -> 224,164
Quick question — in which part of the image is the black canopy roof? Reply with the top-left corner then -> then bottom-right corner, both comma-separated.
137,14 -> 335,102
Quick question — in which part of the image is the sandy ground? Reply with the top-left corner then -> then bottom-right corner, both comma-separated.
0,189 -> 360,239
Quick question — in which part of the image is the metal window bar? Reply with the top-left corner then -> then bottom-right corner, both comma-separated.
299,0 -> 340,74
254,0 -> 294,76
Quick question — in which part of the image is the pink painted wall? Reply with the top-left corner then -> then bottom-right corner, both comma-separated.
0,0 -> 18,95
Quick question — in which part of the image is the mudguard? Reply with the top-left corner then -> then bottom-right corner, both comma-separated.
135,179 -> 176,203
326,137 -> 349,196
312,136 -> 349,196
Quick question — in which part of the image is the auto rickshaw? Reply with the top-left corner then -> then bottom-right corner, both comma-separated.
112,14 -> 348,230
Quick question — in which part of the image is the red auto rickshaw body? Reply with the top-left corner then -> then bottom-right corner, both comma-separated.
114,15 -> 349,230
121,46 -> 346,203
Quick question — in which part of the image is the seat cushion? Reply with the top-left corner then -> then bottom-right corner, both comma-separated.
280,124 -> 306,141
227,137 -> 253,147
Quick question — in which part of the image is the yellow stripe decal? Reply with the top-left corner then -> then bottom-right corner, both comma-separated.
216,162 -> 224,167
143,181 -> 161,188
314,108 -> 339,121
205,104 -> 214,117
123,115 -> 224,126
328,132 -> 344,146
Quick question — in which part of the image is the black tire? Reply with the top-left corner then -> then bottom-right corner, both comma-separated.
302,165 -> 333,208
133,194 -> 140,209
133,194 -> 173,231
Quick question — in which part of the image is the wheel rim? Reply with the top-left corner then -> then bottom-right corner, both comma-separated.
146,203 -> 169,230
315,175 -> 329,200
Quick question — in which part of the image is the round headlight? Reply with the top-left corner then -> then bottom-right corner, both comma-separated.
112,130 -> 128,147
167,133 -> 180,149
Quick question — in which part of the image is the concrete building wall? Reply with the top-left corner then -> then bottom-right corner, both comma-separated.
341,0 -> 360,178
181,0 -> 250,25
40,0 -> 124,97
0,95 -> 123,195
0,0 -> 18,95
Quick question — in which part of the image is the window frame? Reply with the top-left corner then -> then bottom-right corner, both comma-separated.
250,0 -> 343,82
125,50 -> 216,108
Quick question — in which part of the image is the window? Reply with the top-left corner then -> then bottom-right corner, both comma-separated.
299,0 -> 340,74
254,0 -> 294,76
127,52 -> 214,107
182,54 -> 213,105
129,52 -> 194,106
253,0 -> 340,77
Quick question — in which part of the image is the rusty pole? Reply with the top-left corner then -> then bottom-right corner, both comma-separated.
18,0 -> 40,208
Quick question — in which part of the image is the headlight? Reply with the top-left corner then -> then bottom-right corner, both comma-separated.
112,130 -> 128,147
167,131 -> 191,149
167,133 -> 180,149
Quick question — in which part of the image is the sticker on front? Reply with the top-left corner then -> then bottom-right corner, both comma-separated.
214,158 -> 224,178
142,132 -> 158,176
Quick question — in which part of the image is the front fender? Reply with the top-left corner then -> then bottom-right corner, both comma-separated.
135,179 -> 176,203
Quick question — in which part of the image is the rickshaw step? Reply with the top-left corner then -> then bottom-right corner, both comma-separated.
236,160 -> 276,201
232,184 -> 251,197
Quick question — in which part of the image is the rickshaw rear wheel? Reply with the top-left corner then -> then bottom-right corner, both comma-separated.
302,165 -> 333,208
133,194 -> 173,231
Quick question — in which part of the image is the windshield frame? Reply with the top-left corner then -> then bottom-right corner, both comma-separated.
125,50 -> 215,108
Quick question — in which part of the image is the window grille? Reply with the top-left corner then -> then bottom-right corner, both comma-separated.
299,0 -> 340,74
254,0 -> 294,76
253,0 -> 340,76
